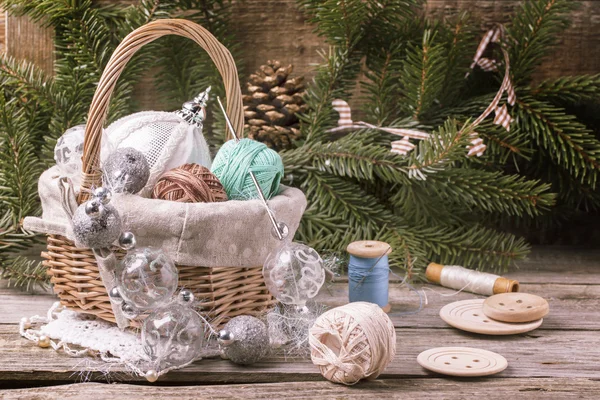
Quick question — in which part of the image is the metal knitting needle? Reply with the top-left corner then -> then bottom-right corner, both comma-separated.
216,96 -> 286,241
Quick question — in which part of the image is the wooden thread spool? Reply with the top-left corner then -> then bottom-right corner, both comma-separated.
152,163 -> 228,203
426,263 -> 519,295
347,240 -> 392,313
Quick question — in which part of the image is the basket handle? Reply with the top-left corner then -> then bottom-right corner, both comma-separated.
78,19 -> 244,202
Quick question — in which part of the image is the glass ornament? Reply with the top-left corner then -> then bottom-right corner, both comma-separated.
117,247 -> 178,310
262,242 -> 326,308
142,303 -> 205,370
54,125 -> 85,176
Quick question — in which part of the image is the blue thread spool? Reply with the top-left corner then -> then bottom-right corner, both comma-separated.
347,241 -> 392,313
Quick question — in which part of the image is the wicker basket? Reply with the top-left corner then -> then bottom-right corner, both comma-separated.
38,19 -> 287,328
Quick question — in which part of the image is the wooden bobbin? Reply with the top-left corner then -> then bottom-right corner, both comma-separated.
426,263 -> 519,294
346,240 -> 392,313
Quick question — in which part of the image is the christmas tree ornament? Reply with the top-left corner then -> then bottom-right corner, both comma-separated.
152,163 -> 228,203
426,263 -> 519,295
53,125 -> 86,186
142,303 -> 206,371
120,302 -> 140,320
262,242 -> 326,309
243,61 -> 307,150
102,88 -> 213,195
103,147 -> 150,194
211,138 -> 283,200
72,200 -> 122,248
219,315 -> 269,365
118,231 -> 137,251
117,247 -> 178,310
309,302 -> 396,385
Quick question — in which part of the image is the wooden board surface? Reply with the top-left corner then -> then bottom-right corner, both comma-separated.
0,247 -> 599,400
2,379 -> 600,400
4,1 -> 600,110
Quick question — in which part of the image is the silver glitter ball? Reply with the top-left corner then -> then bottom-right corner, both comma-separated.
218,329 -> 235,346
271,222 -> 290,240
84,199 -> 103,218
103,147 -> 150,194
121,302 -> 139,320
221,316 -> 269,365
178,289 -> 195,305
109,287 -> 124,305
72,202 -> 121,248
118,231 -> 137,251
93,186 -> 112,205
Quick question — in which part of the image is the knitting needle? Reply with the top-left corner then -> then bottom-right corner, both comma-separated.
216,96 -> 285,241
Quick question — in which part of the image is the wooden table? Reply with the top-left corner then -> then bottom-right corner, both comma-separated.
1,248 -> 599,399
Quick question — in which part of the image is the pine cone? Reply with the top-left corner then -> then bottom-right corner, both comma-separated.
243,60 -> 307,150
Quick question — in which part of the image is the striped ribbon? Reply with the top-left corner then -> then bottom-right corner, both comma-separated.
328,25 -> 516,159
328,99 -> 429,155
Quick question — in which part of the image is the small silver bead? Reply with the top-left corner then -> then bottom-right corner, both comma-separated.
109,287 -> 124,305
145,369 -> 158,383
218,329 -> 235,346
271,222 -> 289,240
118,231 -> 136,251
121,302 -> 139,320
93,187 -> 112,205
84,199 -> 103,218
178,289 -> 195,305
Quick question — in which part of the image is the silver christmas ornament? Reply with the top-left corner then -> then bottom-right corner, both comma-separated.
92,186 -> 112,205
176,87 -> 211,128
84,199 -> 103,218
72,201 -> 121,248
103,147 -> 150,194
220,315 -> 269,365
118,231 -> 137,251
178,289 -> 195,305
142,303 -> 205,370
117,247 -> 178,310
121,302 -> 140,320
54,125 -> 85,176
109,287 -> 124,305
217,329 -> 235,346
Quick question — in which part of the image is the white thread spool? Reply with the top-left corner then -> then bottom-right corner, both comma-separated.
308,302 -> 396,385
426,263 -> 519,295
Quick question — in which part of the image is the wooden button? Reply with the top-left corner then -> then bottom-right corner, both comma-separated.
346,241 -> 391,258
483,293 -> 549,323
440,299 -> 543,335
417,347 -> 508,377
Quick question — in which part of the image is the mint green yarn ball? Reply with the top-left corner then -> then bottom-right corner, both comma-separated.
211,138 -> 284,200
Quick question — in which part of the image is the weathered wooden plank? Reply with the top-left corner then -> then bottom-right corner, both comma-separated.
0,325 -> 598,384
2,282 -> 598,330
5,14 -> 54,74
0,10 -> 5,53
2,378 -> 600,399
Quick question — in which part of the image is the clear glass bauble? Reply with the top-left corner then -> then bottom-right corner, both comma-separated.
117,247 -> 178,310
142,303 -> 205,369
262,242 -> 326,307
54,125 -> 85,181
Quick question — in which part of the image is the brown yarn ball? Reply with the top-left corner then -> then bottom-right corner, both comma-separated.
152,163 -> 228,203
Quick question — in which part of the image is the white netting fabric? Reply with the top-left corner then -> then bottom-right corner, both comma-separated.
101,111 -> 213,196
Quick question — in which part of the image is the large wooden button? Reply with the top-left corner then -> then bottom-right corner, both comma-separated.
440,299 -> 543,335
417,347 -> 508,377
483,293 -> 549,323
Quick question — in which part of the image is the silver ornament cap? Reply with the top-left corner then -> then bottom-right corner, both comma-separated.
218,329 -> 235,346
92,187 -> 112,205
176,86 -> 211,128
118,231 -> 137,251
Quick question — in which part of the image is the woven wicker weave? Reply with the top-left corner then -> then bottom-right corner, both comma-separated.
41,19 -> 276,328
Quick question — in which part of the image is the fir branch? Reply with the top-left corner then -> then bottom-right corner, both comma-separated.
508,0 -> 578,85
532,74 -> 600,104
0,256 -> 48,290
516,95 -> 600,186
